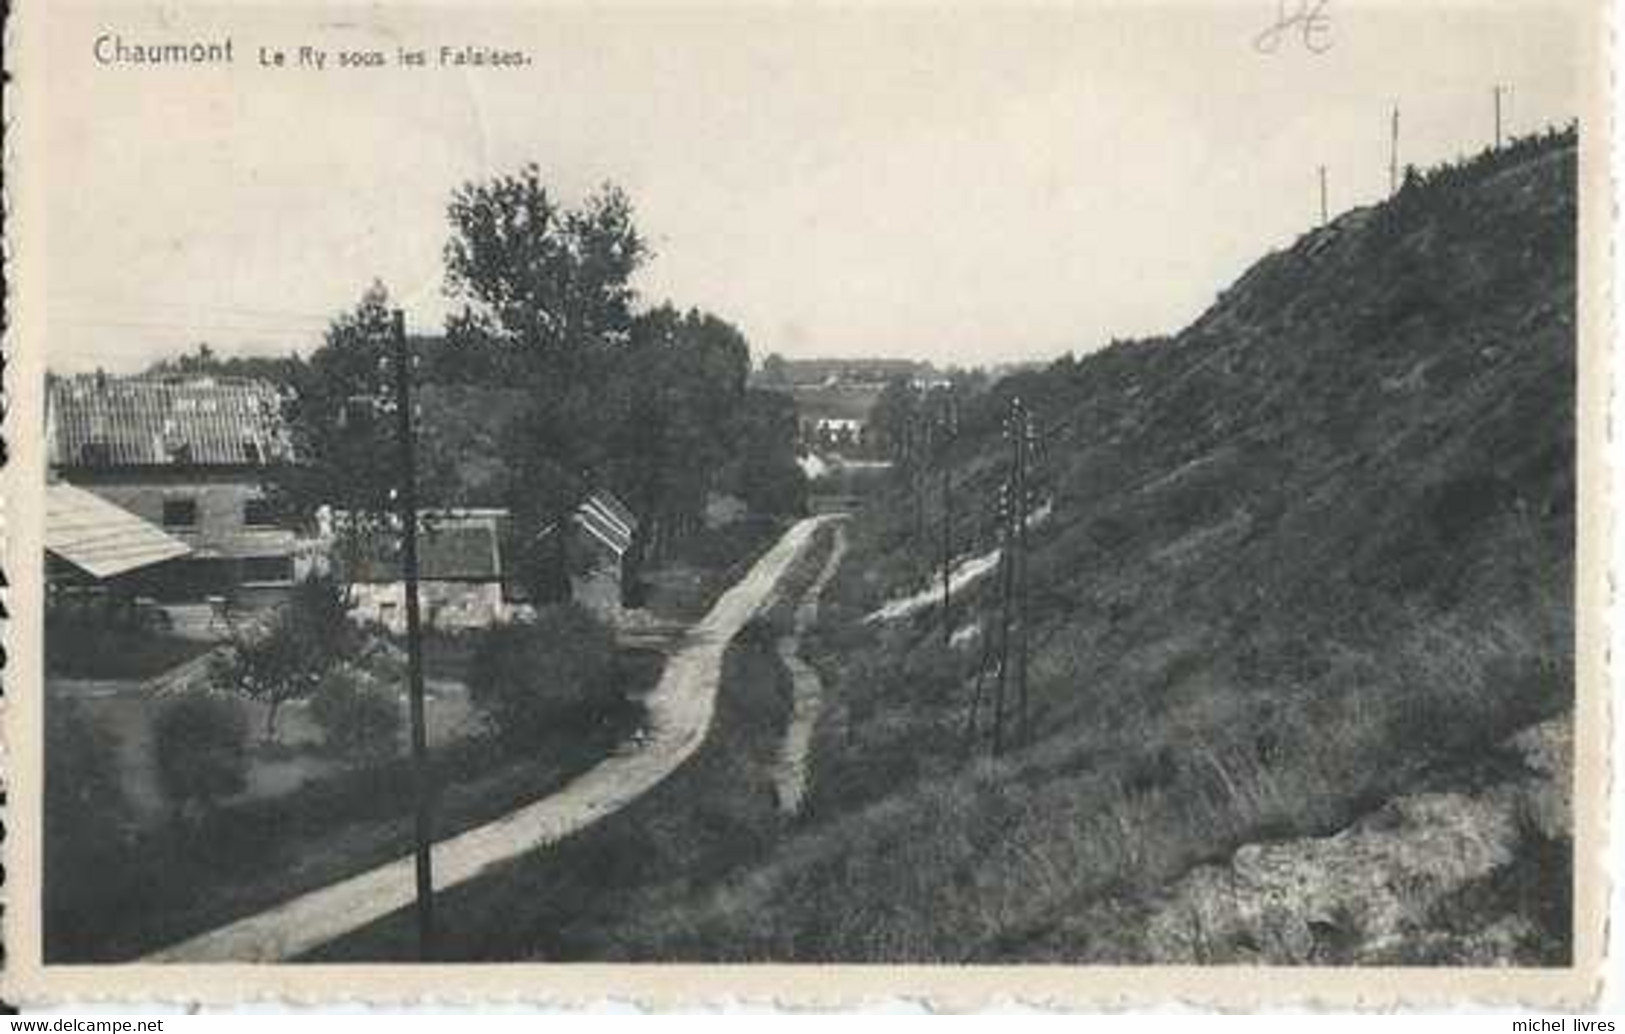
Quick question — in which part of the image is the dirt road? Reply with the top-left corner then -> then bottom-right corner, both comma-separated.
145,515 -> 839,963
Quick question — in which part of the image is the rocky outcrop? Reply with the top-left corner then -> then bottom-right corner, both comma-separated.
1142,716 -> 1571,965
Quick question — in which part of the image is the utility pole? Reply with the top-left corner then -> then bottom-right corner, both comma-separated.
938,390 -> 959,644
390,308 -> 435,960
1318,165 -> 1328,226
1494,84 -> 1504,149
1389,105 -> 1401,197
991,478 -> 1013,757
909,417 -> 925,549
966,395 -> 1037,757
1016,407 -> 1035,748
964,613 -> 992,744
963,483 -> 1002,746
990,395 -> 1029,756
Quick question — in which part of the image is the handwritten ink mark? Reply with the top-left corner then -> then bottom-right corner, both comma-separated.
1254,0 -> 1333,54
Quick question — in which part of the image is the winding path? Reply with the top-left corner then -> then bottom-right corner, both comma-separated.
773,521 -> 848,816
145,515 -> 839,963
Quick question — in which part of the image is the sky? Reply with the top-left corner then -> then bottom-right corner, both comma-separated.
43,0 -> 1584,373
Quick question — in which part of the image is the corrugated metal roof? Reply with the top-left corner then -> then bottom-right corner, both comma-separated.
575,492 -> 636,557
586,490 -> 637,534
48,374 -> 291,468
538,490 -> 639,558
46,482 -> 192,579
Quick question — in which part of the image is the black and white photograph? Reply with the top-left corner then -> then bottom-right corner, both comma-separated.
3,0 -> 1609,1004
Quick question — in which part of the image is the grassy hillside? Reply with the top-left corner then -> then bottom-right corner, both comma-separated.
588,128 -> 1578,963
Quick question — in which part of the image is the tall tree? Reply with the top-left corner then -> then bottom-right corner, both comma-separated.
607,305 -> 751,560
272,282 -> 401,559
869,376 -> 923,464
443,166 -> 649,600
727,389 -> 808,517
444,167 -> 645,364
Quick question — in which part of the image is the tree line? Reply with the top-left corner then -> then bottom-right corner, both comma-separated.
159,164 -> 806,601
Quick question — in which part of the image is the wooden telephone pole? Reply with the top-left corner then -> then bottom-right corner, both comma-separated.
966,395 -> 1036,757
937,390 -> 959,643
1318,165 -> 1329,226
1016,406 -> 1036,747
1494,84 -> 1505,149
991,479 -> 1014,756
390,309 -> 435,960
1389,105 -> 1401,197
908,416 -> 926,549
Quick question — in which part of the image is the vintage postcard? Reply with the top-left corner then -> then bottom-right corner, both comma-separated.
1,0 -> 1612,1009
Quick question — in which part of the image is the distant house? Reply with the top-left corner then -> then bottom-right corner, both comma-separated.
46,374 -> 305,606
538,489 -> 640,621
331,509 -> 513,634
331,491 -> 639,632
802,416 -> 866,450
754,357 -> 928,389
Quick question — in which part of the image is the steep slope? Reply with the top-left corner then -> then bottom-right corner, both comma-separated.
561,129 -> 1580,964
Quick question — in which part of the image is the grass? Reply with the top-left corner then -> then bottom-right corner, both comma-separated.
55,133 -> 1580,965
46,513 -> 789,962
43,649 -> 657,963
396,134 -> 1578,964
419,632 -> 478,682
304,528 -> 836,961
45,616 -> 212,680
1409,816 -> 1573,966
604,603 -> 1570,964
305,614 -> 794,961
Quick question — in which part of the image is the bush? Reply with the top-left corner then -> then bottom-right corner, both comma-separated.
289,570 -> 362,656
44,700 -> 146,962
154,692 -> 249,818
45,698 -> 131,873
311,664 -> 404,764
468,604 -> 619,747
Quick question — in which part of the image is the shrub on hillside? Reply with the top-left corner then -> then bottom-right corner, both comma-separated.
904,640 -> 967,702
311,664 -> 403,764
468,604 -> 619,747
847,638 -> 965,709
154,692 -> 249,820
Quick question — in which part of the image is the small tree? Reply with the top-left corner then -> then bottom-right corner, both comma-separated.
310,664 -> 404,765
154,693 -> 249,820
468,605 -> 618,747
211,572 -> 357,739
